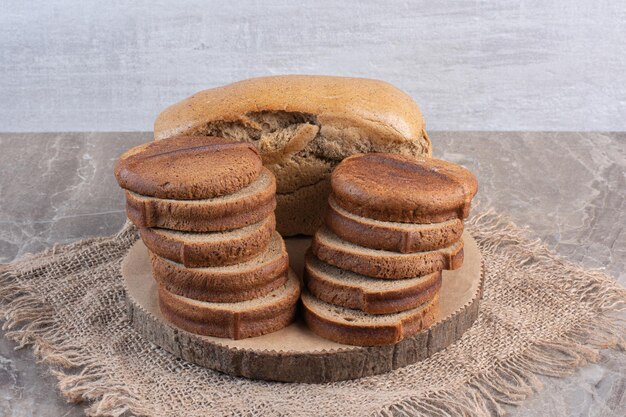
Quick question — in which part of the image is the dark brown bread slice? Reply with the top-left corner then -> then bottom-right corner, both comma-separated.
312,226 -> 464,279
331,153 -> 478,223
139,214 -> 275,268
325,196 -> 464,253
115,136 -> 262,200
159,269 -> 300,339
150,232 -> 289,302
304,251 -> 441,314
126,168 -> 276,232
301,291 -> 439,346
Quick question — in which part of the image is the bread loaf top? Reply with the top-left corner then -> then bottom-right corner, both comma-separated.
331,153 -> 478,223
154,76 -> 429,154
115,136 -> 262,200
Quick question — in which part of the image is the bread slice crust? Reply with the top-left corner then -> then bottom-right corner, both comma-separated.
159,270 -> 300,339
331,153 -> 478,223
150,232 -> 289,302
115,136 -> 262,200
126,168 -> 276,232
139,214 -> 275,268
325,196 -> 464,253
312,226 -> 464,279
304,251 -> 441,314
301,291 -> 439,346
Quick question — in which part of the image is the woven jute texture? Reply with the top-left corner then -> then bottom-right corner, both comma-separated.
0,211 -> 625,417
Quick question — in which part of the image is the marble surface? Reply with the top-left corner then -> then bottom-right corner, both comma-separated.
0,132 -> 624,416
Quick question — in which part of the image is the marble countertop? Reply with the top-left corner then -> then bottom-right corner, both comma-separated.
0,132 -> 624,416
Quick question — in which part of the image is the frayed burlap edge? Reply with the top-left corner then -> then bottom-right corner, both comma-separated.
0,211 -> 625,417
376,211 -> 626,417
0,226 -> 146,417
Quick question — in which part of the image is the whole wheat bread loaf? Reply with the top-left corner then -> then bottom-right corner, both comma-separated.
159,269 -> 300,339
125,168 -> 276,232
304,251 -> 441,314
301,291 -> 439,346
312,226 -> 464,279
149,232 -> 288,303
139,215 -> 275,268
153,75 -> 432,235
325,196 -> 464,253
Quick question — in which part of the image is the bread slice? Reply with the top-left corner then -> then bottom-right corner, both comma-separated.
153,75 -> 433,236
126,168 -> 276,232
139,214 -> 275,268
150,232 -> 289,302
312,226 -> 464,279
325,196 -> 464,253
304,251 -> 441,314
301,291 -> 439,346
159,269 -> 300,339
331,153 -> 478,223
115,136 -> 262,200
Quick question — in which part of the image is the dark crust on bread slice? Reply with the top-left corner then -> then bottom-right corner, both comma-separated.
126,168 -> 276,232
301,291 -> 439,346
312,226 -> 464,279
139,215 -> 275,268
158,270 -> 300,339
331,153 -> 478,223
304,251 -> 441,314
325,196 -> 464,253
150,232 -> 289,302
115,136 -> 262,200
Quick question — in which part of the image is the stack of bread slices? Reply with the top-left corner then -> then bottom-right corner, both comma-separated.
115,136 -> 300,340
302,153 -> 478,346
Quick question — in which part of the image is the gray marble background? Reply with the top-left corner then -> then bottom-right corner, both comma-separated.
1,1 -> 626,132
0,132 -> 624,416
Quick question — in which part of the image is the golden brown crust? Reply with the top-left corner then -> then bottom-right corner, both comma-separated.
138,215 -> 275,268
158,271 -> 300,339
331,153 -> 478,223
311,227 -> 464,279
149,233 -> 289,303
325,196 -> 464,253
125,168 -> 276,232
115,136 -> 262,200
301,292 -> 439,346
154,75 -> 429,150
303,251 -> 442,314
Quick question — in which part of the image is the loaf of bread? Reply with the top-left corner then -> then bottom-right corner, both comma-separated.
153,75 -> 432,235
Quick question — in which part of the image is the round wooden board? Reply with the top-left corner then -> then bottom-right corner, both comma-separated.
124,231 -> 484,383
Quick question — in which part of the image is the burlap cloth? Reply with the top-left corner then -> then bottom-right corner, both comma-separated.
0,211 -> 624,417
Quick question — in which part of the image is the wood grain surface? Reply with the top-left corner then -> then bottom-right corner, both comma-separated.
123,233 -> 483,383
